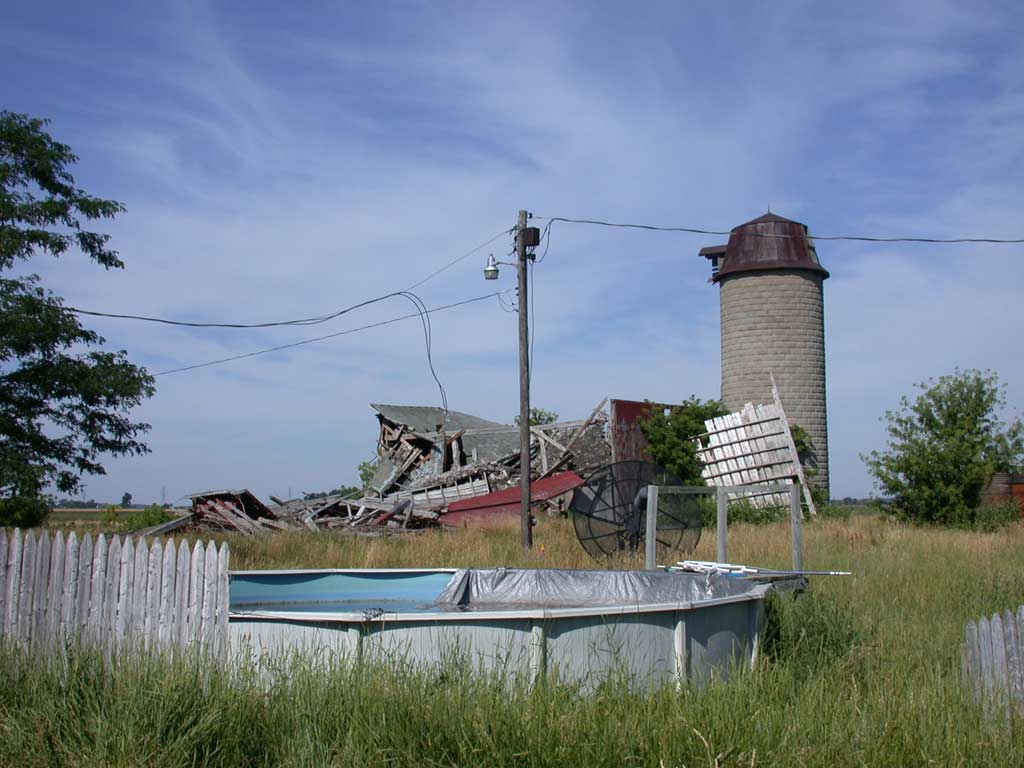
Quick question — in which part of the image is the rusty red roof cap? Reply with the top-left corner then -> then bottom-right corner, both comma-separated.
713,212 -> 829,282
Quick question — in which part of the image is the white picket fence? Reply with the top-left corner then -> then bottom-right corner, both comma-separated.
962,606 -> 1024,717
0,528 -> 230,658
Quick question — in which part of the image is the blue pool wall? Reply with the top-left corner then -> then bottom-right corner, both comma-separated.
227,568 -> 769,689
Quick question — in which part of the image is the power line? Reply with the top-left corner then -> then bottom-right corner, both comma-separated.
404,227 -> 515,290
67,225 -> 514,329
537,216 -> 1024,244
69,292 -> 410,329
153,291 -> 509,376
397,291 -> 447,414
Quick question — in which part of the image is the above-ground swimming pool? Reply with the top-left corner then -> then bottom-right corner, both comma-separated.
229,567 -> 780,687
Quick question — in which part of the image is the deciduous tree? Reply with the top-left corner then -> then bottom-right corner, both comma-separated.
513,407 -> 559,427
862,369 -> 1023,526
0,112 -> 154,525
639,396 -> 728,484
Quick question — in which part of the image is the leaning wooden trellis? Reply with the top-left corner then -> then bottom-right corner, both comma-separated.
962,605 -> 1024,718
696,378 -> 817,517
0,528 -> 229,659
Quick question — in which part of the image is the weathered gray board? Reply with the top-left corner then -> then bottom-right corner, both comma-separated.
696,386 -> 816,517
0,529 -> 228,659
962,605 -> 1024,718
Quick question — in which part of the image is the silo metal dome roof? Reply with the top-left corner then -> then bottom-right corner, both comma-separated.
713,212 -> 829,282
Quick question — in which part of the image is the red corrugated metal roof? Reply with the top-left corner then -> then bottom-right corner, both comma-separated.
441,471 -> 584,528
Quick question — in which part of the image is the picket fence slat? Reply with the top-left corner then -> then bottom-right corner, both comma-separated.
979,615 -> 995,702
102,536 -> 121,653
16,531 -> 34,644
60,532 -> 79,643
144,540 -> 162,652
44,532 -> 65,647
0,529 -> 230,662
0,530 -> 7,630
3,529 -> 19,634
963,604 -> 1024,718
158,539 -> 176,649
992,614 -> 1009,717
1003,610 -> 1023,713
965,620 -> 981,703
188,542 -> 205,648
216,543 -> 230,659
76,534 -> 93,632
131,538 -> 149,642
88,534 -> 107,640
199,542 -> 215,652
174,542 -> 191,648
116,537 -> 135,650
32,532 -> 51,646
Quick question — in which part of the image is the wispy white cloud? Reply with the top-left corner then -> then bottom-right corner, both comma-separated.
6,0 -> 1023,501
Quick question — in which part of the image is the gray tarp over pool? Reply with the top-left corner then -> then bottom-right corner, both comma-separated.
436,568 -> 769,609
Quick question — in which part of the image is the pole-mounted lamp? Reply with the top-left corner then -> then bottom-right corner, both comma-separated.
483,253 -> 501,280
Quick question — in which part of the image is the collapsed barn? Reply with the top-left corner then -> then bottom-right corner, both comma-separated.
168,391 -> 814,540
176,399 -> 611,536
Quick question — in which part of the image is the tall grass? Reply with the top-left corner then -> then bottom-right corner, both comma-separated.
3,515 -> 1024,766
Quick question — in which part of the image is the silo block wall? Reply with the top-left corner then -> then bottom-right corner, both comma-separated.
719,269 -> 829,495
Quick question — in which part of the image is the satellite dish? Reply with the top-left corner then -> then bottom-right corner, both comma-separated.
569,460 -> 702,562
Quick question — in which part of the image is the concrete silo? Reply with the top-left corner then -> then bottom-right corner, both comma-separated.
699,212 -> 830,496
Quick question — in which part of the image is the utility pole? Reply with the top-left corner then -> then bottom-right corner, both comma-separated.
483,211 -> 539,551
516,209 -> 533,551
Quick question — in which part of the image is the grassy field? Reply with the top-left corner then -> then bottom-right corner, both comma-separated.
46,507 -> 189,535
3,514 -> 1024,766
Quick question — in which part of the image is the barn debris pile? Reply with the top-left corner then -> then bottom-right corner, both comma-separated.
180,399 -> 611,536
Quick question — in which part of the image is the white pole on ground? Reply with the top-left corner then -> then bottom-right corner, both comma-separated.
716,486 -> 728,563
645,484 -> 659,571
790,484 -> 804,571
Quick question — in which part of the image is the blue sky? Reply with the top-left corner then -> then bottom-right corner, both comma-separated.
3,0 -> 1022,503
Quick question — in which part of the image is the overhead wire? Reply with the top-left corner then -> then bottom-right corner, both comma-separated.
397,290 -> 447,414
404,227 -> 515,290
69,224 -> 516,416
536,216 -> 1024,244
69,292 -> 410,329
152,290 -> 511,376
528,255 -> 535,381
496,291 -> 517,313
67,225 -> 515,329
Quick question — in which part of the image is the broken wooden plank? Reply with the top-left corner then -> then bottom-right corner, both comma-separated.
537,397 -> 608,480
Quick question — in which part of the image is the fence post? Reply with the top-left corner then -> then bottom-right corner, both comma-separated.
790,484 -> 804,572
716,486 -> 728,563
645,484 -> 659,571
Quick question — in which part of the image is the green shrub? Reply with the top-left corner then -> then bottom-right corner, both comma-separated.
693,495 -> 788,528
972,499 -> 1021,532
862,369 -> 1024,527
0,495 -> 50,527
108,503 -> 175,533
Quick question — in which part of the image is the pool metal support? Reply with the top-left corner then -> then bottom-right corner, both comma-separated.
716,487 -> 728,562
673,615 -> 688,687
645,481 -> 805,571
790,484 -> 804,572
347,624 -> 363,661
644,485 -> 659,571
529,621 -> 546,683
